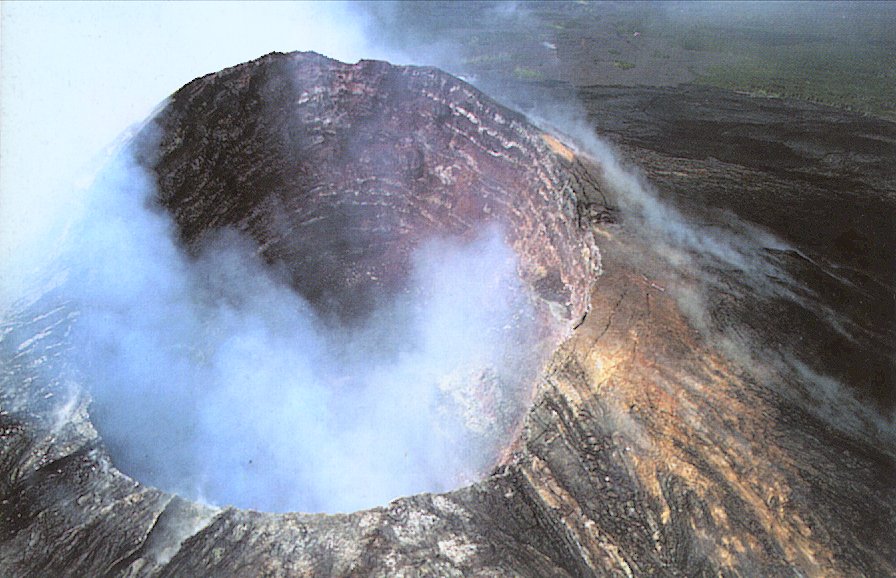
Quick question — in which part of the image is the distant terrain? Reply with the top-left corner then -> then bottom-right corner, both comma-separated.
366,1 -> 896,120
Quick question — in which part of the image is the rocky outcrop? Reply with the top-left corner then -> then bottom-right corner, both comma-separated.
145,52 -> 599,328
2,52 -> 894,577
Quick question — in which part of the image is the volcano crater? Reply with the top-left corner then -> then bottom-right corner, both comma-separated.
81,51 -> 603,513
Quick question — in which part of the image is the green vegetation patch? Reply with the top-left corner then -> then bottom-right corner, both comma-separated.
513,66 -> 544,80
463,52 -> 512,66
694,43 -> 896,120
613,60 -> 636,71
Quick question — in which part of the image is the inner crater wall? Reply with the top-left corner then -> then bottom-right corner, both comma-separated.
142,51 -> 601,330
0,52 -> 610,577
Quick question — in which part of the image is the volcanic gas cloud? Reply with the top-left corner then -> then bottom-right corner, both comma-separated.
46,52 -> 600,513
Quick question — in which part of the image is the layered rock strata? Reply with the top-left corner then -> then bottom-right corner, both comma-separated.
2,52 -> 894,577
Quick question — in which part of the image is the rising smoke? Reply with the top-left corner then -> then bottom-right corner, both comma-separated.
3,1 -> 892,518
28,122 -> 533,512
530,109 -> 896,446
362,0 -> 895,445
52,127 -> 539,513
1,2 -> 544,514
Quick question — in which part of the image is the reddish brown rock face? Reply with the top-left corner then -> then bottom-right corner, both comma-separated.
48,51 -> 601,513
148,52 -> 599,331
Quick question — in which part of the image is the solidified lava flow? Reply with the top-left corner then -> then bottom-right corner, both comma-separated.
34,51 -> 602,513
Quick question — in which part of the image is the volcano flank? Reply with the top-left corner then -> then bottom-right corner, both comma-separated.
1,51 -> 894,577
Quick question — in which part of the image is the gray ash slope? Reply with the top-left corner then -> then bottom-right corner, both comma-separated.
2,52 -> 895,576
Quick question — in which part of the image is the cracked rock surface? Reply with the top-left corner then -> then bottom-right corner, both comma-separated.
2,52 -> 894,576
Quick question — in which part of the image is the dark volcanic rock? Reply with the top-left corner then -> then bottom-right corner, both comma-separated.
146,52 -> 599,328
577,84 -> 896,415
2,52 -> 895,577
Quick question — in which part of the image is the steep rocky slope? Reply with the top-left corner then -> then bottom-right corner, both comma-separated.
145,53 -> 599,328
2,52 -> 894,576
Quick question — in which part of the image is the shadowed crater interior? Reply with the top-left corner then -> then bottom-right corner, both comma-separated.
78,52 -> 600,513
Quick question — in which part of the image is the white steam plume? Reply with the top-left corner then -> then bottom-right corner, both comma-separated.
5,1 -> 891,515
1,2 -> 542,513
522,103 -> 896,447
60,136 -> 538,513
